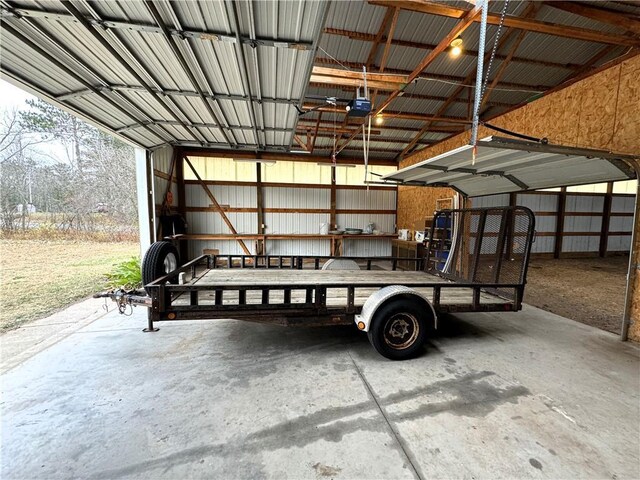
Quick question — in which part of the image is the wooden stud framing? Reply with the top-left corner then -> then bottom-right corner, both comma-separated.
184,157 -> 251,255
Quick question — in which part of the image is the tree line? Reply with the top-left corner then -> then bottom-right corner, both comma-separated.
0,99 -> 138,232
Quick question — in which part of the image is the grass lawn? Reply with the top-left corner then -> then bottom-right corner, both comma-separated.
0,239 -> 138,332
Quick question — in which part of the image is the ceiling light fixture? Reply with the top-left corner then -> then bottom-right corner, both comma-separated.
375,114 -> 384,126
450,37 -> 463,58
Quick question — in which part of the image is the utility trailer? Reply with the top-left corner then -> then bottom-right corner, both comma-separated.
98,206 -> 535,360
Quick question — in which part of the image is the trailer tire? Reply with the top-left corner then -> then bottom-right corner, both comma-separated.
367,297 -> 428,360
142,241 -> 179,292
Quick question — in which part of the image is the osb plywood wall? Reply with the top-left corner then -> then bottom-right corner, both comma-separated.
397,54 -> 640,340
397,185 -> 455,230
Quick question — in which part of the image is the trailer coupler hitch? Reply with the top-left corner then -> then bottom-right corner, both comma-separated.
94,289 -> 152,315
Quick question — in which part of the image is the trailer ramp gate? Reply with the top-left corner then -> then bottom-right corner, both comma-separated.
426,207 -> 535,302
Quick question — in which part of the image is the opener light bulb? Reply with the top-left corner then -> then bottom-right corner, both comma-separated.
450,37 -> 463,58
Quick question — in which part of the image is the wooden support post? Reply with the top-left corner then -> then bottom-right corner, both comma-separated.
145,151 -> 155,245
554,187 -> 567,259
330,165 -> 337,229
471,211 -> 487,282
256,163 -> 265,255
176,154 -> 188,261
493,209 -> 510,283
505,192 -> 517,260
184,157 -> 251,255
600,182 -> 613,258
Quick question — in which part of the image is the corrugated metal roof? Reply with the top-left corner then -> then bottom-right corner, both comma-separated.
2,0 -> 637,164
0,0 -> 330,151
383,136 -> 637,196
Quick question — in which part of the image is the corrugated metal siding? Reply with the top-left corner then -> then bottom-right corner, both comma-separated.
612,196 -> 635,213
566,195 -> 604,212
562,235 -> 600,253
265,240 -> 330,256
336,189 -> 396,211
188,240 -> 254,258
609,216 -> 634,233
187,211 -> 257,235
264,213 -> 329,234
263,187 -> 329,209
185,184 -> 256,208
607,235 -> 631,252
336,214 -> 394,234
152,146 -> 174,173
472,194 -> 510,208
341,238 -> 391,257
517,193 -> 557,212
563,215 -> 602,233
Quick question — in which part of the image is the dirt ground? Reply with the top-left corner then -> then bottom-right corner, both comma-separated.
525,256 -> 628,334
0,239 -> 138,332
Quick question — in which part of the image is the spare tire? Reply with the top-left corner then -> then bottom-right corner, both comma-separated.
142,241 -> 180,292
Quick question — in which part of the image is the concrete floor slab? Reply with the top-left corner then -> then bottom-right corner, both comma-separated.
1,304 -> 639,479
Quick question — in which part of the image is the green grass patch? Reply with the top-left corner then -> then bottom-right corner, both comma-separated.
0,239 -> 139,332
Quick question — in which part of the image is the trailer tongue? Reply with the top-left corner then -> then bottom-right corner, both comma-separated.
97,206 -> 535,360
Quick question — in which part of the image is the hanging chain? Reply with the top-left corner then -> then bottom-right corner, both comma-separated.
480,0 -> 510,102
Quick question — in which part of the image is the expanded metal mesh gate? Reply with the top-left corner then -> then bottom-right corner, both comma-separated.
425,206 -> 536,300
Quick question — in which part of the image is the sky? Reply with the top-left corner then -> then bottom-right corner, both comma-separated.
0,78 -> 36,110
1,78 -> 72,164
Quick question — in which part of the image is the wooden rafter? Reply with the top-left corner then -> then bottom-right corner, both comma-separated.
302,104 -> 472,124
399,3 -> 539,159
335,3 -> 482,156
309,74 -> 404,91
299,131 -> 435,146
545,2 -> 640,36
299,125 -> 383,135
368,0 -> 640,46
313,58 -> 549,92
182,148 -> 397,166
293,134 -> 308,151
297,120 -> 461,134
312,66 -> 407,85
323,28 -> 584,71
308,83 -> 515,107
366,7 -> 396,68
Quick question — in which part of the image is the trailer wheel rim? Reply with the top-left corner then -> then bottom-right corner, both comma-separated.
383,313 -> 419,350
163,252 -> 177,274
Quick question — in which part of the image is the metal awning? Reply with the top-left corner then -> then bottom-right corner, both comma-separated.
382,136 -> 638,197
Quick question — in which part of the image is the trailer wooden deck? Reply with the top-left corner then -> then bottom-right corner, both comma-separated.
172,269 -> 508,308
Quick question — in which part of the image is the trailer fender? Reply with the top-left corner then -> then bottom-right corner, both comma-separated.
355,285 -> 437,333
